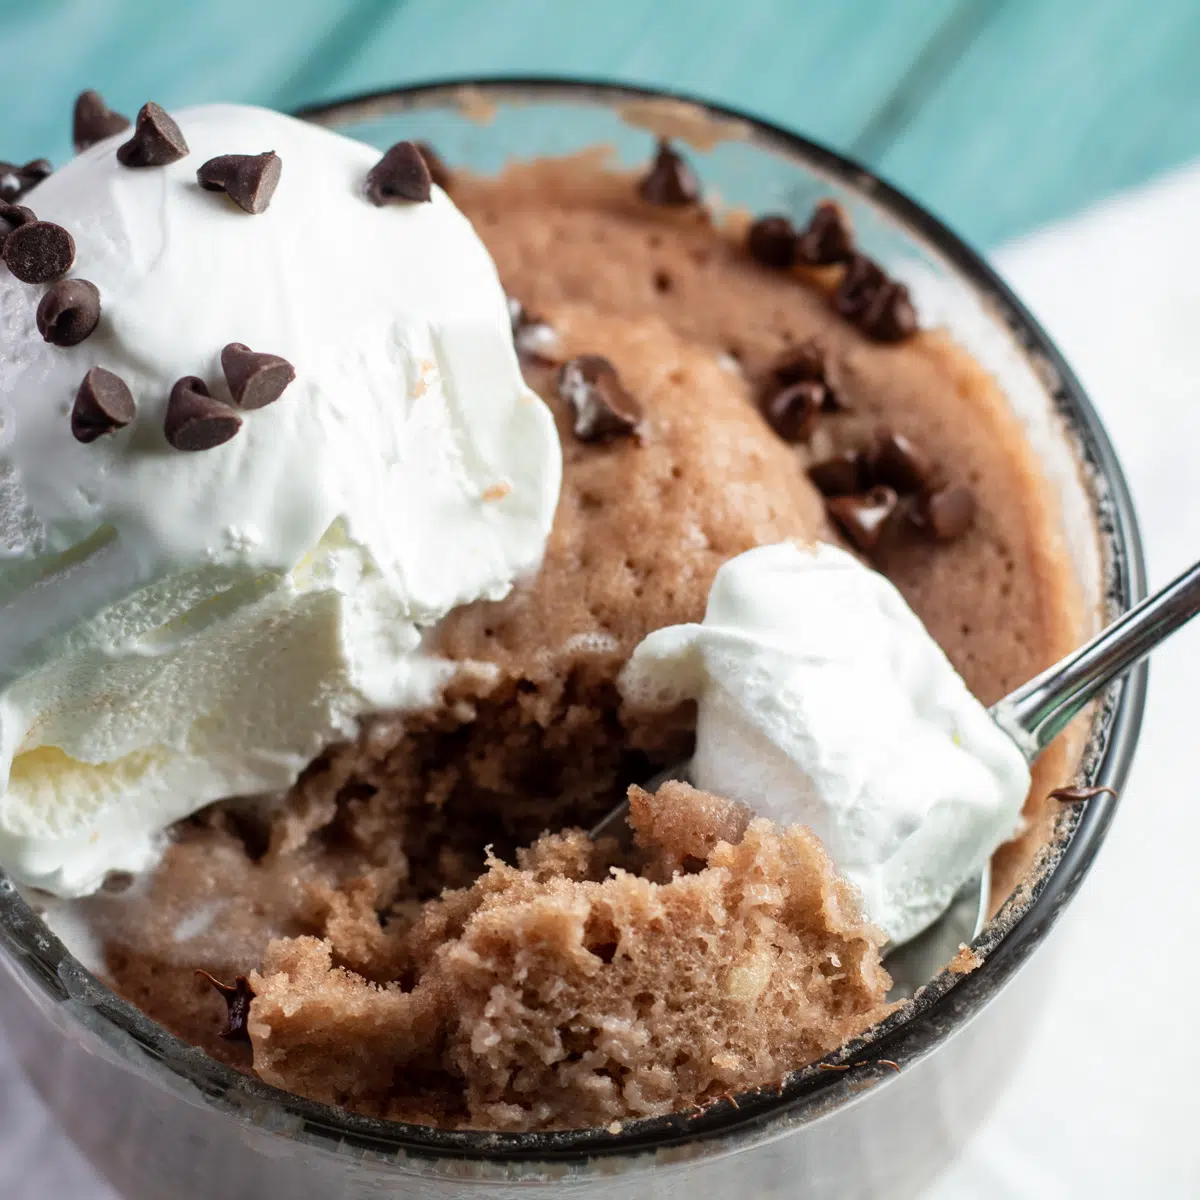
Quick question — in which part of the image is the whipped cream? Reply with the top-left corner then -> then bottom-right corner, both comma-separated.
619,541 -> 1030,944
0,104 -> 561,894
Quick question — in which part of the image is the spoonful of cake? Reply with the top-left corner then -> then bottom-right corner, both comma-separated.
607,540 -> 1199,951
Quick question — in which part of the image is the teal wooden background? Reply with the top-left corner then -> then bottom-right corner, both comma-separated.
3,0 -> 1199,248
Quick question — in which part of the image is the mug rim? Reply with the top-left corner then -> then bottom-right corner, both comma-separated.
0,75 -> 1147,1169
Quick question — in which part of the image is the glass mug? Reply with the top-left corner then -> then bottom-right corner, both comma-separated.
0,79 -> 1145,1200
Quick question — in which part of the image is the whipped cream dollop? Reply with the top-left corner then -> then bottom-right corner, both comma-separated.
0,104 -> 561,894
619,541 -> 1031,944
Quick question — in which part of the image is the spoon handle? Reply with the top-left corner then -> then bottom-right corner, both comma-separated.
990,558 -> 1200,761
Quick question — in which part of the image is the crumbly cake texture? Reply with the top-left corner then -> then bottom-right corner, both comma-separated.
82,151 -> 1086,1128
245,782 -> 892,1130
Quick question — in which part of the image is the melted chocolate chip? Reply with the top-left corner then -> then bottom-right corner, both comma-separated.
415,141 -> 451,190
762,380 -> 823,443
164,377 -> 242,451
72,366 -> 135,443
807,450 -> 868,497
917,483 -> 976,542
195,970 -> 255,1042
859,279 -> 917,343
73,90 -> 131,151
833,253 -> 888,321
746,215 -> 797,269
220,342 -> 295,409
364,141 -> 432,205
0,204 -> 36,250
197,151 -> 282,214
872,431 -> 932,494
796,200 -> 854,266
827,486 -> 899,552
557,355 -> 643,443
116,102 -> 189,167
1049,785 -> 1118,804
2,220 -> 75,283
37,278 -> 101,346
0,160 -> 51,204
637,140 -> 701,206
767,341 -> 846,412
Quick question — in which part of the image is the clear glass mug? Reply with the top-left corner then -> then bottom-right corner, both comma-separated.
0,79 -> 1145,1200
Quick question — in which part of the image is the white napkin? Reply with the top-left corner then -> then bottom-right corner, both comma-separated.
3,167 -> 1200,1200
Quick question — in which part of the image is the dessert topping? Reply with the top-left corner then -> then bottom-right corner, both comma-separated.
2,219 -> 75,283
871,430 -> 932,494
558,354 -> 643,443
415,141 -> 451,190
0,204 -> 36,250
763,380 -> 822,443
220,342 -> 295,409
73,90 -> 131,151
117,102 -> 190,167
37,278 -> 101,346
826,486 -> 899,552
72,367 -> 135,443
197,151 -> 282,214
746,214 -> 797,269
807,449 -> 868,497
796,199 -> 854,266
765,341 -> 844,411
637,139 -> 701,206
164,376 -> 243,451
364,140 -> 432,205
0,160 -> 51,204
1049,784 -> 1118,804
195,970 -> 255,1042
834,253 -> 917,343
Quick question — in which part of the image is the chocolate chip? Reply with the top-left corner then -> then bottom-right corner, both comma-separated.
164,377 -> 242,451
1048,784 -> 1117,804
0,204 -> 36,251
72,367 -> 135,443
872,431 -> 932,494
796,200 -> 854,266
415,141 -> 451,190
220,342 -> 295,409
508,296 -> 559,363
637,140 -> 701,206
763,380 -> 823,443
364,141 -> 432,205
746,215 -> 797,269
859,279 -> 917,343
197,152 -> 282,214
195,970 -> 255,1042
557,355 -> 643,443
917,484 -> 976,542
0,160 -> 51,204
37,279 -> 101,346
833,254 -> 887,321
2,220 -> 75,283
73,90 -> 131,151
116,102 -> 189,167
827,486 -> 899,552
767,341 -> 846,413
807,450 -> 868,497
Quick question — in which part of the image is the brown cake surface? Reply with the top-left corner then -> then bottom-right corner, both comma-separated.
72,149 -> 1087,1130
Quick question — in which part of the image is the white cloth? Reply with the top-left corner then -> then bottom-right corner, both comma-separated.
3,167 -> 1199,1199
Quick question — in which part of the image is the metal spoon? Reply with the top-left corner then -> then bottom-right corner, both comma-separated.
594,557 -> 1200,994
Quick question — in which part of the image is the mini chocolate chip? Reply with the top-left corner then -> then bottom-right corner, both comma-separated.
37,279 -> 101,346
20,159 -> 52,187
767,341 -> 847,413
746,215 -> 797,269
807,450 -> 868,497
0,204 -> 36,250
220,342 -> 295,409
164,377 -> 242,451
195,970 -> 255,1042
918,484 -> 976,542
0,159 -> 52,204
508,296 -> 559,362
827,486 -> 899,552
833,253 -> 887,321
872,431 -> 932,494
415,141 -> 451,190
73,90 -> 131,151
197,151 -> 282,214
364,141 -> 432,205
116,102 -> 189,167
859,279 -> 917,343
763,380 -> 823,443
796,200 -> 854,266
2,220 -> 75,283
637,140 -> 701,206
72,367 -> 135,443
1049,784 -> 1117,804
557,355 -> 643,443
